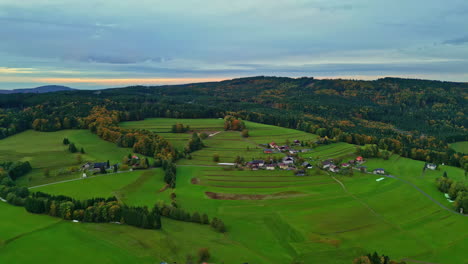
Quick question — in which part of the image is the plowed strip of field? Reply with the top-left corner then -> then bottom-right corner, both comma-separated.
205,179 -> 315,183
205,174 -> 296,178
204,181 -> 334,188
205,191 -> 308,200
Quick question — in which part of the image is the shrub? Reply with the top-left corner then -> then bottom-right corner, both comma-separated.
198,248 -> 210,262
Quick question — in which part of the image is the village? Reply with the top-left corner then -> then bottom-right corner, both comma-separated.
242,140 -> 440,177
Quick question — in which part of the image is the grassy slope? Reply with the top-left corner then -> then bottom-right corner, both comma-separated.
119,119 -> 467,263
0,130 -> 135,186
450,141 -> 468,154
0,202 -> 261,264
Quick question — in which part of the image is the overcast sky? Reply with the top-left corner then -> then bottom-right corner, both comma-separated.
0,0 -> 467,89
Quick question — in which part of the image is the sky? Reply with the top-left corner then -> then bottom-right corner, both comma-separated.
0,0 -> 468,89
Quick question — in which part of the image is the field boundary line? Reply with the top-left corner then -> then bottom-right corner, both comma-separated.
2,220 -> 62,246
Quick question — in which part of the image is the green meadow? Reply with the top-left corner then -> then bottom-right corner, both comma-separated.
450,141 -> 468,154
1,118 -> 467,264
0,130 -> 136,186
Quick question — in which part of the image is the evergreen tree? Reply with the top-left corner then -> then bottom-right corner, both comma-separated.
63,138 -> 70,145
68,143 -> 77,153
191,212 -> 201,223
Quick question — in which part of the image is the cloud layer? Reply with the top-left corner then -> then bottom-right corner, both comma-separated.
0,0 -> 467,89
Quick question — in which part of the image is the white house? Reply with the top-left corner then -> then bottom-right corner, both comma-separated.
426,163 -> 437,170
373,168 -> 385,175
282,156 -> 294,165
266,164 -> 275,170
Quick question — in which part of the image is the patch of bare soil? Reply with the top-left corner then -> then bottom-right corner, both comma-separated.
158,184 -> 170,193
205,191 -> 307,200
191,177 -> 201,184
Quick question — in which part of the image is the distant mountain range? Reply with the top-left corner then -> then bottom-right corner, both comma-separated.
0,85 -> 76,94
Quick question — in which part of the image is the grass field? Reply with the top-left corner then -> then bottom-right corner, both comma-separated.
450,141 -> 468,154
0,130 -> 137,186
0,202 -> 263,264
1,119 -> 467,264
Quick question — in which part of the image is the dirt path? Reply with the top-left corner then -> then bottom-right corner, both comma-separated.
28,168 -> 158,189
209,131 -> 222,137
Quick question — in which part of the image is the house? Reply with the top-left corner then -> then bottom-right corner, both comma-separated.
264,149 -> 274,154
426,163 -> 437,170
282,156 -> 294,165
348,160 -> 356,165
341,163 -> 350,168
356,156 -> 364,163
356,166 -> 367,173
81,162 -> 93,170
289,150 -> 299,155
302,162 -> 313,169
322,160 -> 333,169
329,165 -> 340,173
294,139 -> 300,145
279,145 -> 289,151
81,161 -> 110,172
266,164 -> 276,170
278,163 -> 289,170
373,168 -> 385,175
269,142 -> 278,149
251,164 -> 259,171
251,160 -> 265,167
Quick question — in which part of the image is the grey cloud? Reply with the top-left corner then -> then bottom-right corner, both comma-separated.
443,35 -> 468,45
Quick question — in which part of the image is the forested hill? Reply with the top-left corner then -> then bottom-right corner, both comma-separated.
0,76 -> 467,167
0,85 -> 75,94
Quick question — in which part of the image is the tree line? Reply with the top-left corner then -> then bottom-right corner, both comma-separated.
435,173 -> 467,213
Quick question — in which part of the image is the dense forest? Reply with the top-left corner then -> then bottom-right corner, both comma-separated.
0,76 -> 466,168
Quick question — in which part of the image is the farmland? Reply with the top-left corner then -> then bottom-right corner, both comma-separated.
0,118 -> 467,264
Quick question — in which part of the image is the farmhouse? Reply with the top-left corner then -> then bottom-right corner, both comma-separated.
266,164 -> 276,170
322,160 -> 333,169
373,168 -> 385,175
341,163 -> 350,168
278,163 -> 289,170
302,162 -> 313,169
293,139 -> 300,145
263,149 -> 274,154
356,156 -> 364,164
356,166 -> 367,172
252,160 -> 265,167
269,142 -> 278,149
329,165 -> 340,173
81,161 -> 111,172
279,145 -> 289,151
426,163 -> 437,170
282,156 -> 294,165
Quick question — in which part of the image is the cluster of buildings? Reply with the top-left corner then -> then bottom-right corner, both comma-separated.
246,156 -> 313,172
263,141 -> 311,154
321,156 -> 386,175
